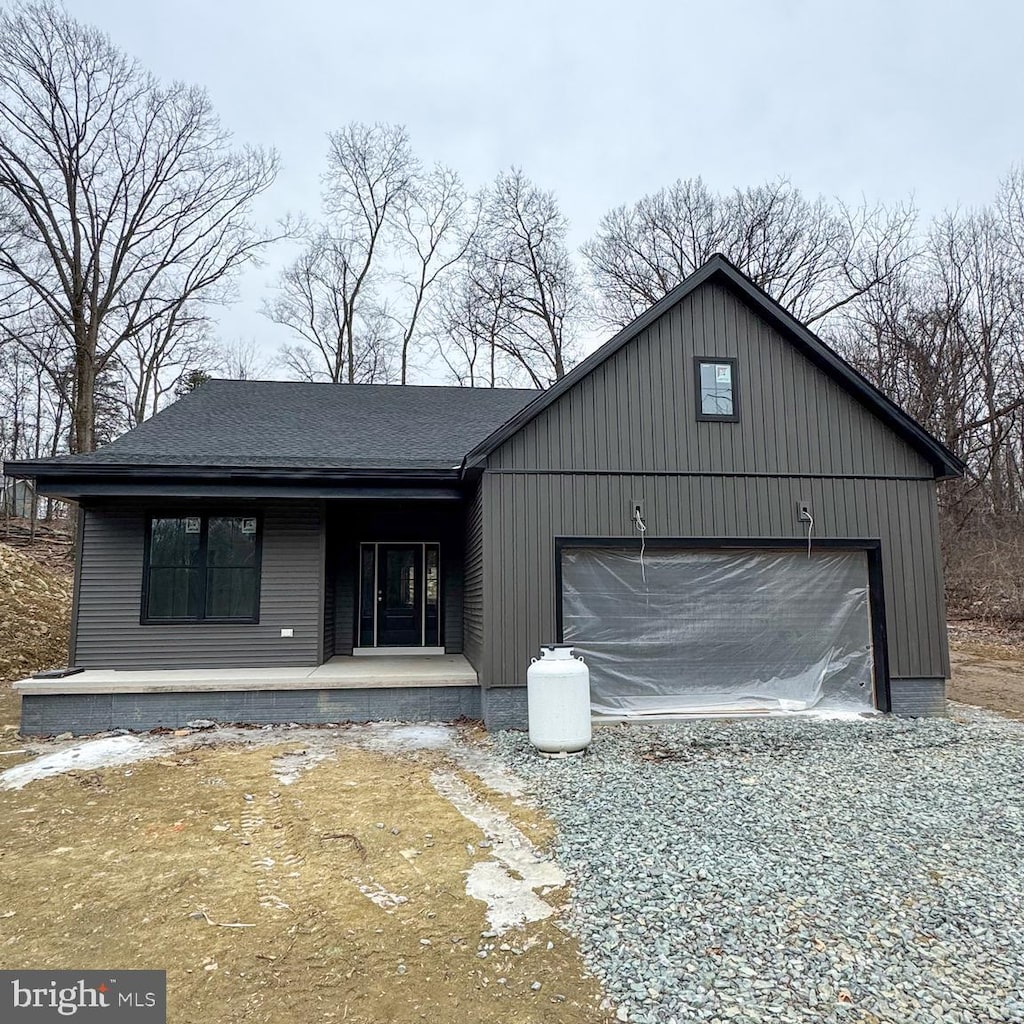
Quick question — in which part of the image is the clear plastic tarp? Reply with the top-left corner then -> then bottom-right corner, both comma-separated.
561,547 -> 875,716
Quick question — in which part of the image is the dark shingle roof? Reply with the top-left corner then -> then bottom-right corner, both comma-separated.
48,380 -> 540,472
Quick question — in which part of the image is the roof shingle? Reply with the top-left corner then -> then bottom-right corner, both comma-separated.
49,380 -> 540,472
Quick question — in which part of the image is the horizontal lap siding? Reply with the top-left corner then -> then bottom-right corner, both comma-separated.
75,502 -> 323,669
482,473 -> 948,689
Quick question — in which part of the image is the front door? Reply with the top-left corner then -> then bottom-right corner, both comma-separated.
358,542 -> 441,649
377,544 -> 422,646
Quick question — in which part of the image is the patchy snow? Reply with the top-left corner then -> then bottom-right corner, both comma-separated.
358,882 -> 409,911
362,724 -> 457,751
466,861 -> 557,932
271,746 -> 336,786
451,745 -> 525,797
430,768 -> 565,933
0,735 -> 170,790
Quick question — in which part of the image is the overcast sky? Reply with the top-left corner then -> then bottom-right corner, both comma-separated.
74,0 -> 1024,374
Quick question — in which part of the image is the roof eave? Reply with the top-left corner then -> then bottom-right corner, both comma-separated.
4,461 -> 464,482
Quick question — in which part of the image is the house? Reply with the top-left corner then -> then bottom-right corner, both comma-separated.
5,255 -> 964,736
1,477 -> 36,519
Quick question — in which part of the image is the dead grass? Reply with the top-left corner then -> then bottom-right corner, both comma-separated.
0,541 -> 73,681
0,739 -> 607,1024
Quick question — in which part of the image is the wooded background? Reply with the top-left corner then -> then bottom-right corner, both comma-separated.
1,3 -> 1021,618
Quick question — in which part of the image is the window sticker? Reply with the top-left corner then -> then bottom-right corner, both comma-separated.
185,516 -> 201,534
715,364 -> 731,383
241,517 -> 257,535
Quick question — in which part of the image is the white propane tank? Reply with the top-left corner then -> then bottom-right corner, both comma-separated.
527,644 -> 592,755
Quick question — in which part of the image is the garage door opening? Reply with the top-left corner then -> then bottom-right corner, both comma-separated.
559,543 -> 881,717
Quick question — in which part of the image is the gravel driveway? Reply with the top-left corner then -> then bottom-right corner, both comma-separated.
494,712 -> 1024,1024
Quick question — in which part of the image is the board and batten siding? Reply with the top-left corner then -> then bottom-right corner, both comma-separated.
74,501 -> 323,669
489,282 -> 934,479
477,280 -> 950,697
462,481 -> 485,671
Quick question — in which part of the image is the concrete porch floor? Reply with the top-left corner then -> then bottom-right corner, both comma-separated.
14,655 -> 478,695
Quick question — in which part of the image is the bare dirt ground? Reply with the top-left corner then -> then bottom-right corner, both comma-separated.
947,619 -> 1024,719
0,721 -> 607,1024
0,540 -> 72,682
2,592 -> 1023,1022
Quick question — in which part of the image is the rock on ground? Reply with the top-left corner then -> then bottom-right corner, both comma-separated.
494,713 -> 1024,1024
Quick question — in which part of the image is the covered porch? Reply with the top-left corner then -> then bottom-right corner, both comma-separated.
323,497 -> 467,659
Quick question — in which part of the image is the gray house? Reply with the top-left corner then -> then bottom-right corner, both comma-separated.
6,256 -> 963,736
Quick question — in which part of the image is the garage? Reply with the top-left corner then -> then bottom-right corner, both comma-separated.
559,543 -> 880,716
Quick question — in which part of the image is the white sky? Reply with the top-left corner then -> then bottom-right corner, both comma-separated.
71,0 -> 1024,376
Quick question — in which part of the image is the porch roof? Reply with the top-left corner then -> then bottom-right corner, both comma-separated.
6,381 -> 538,493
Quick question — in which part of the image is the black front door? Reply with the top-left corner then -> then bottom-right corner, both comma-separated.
377,544 -> 422,646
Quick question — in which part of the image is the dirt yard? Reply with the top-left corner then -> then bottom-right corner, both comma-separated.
2,592 -> 1023,1022
0,539 -> 72,682
0,721 -> 607,1024
946,618 -> 1024,719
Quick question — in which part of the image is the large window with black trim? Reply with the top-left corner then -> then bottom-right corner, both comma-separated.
143,514 -> 262,623
694,357 -> 739,421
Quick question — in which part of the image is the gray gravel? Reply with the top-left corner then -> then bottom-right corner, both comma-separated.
493,711 -> 1024,1024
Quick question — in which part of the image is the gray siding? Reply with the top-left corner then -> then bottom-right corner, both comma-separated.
489,282 -> 934,479
463,482 -> 485,670
480,473 -> 948,689
478,281 -> 951,700
74,501 -> 323,669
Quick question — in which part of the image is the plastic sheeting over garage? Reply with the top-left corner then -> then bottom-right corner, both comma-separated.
561,547 -> 875,716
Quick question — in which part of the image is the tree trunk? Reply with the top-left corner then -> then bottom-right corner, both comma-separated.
72,354 -> 96,454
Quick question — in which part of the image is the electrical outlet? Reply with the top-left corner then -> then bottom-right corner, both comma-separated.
797,500 -> 812,522
630,497 -> 644,525
280,627 -> 294,638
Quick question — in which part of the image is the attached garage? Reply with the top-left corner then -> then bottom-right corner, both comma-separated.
558,541 -> 886,717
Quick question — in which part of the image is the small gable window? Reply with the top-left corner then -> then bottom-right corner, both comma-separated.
143,514 -> 262,623
695,357 -> 738,421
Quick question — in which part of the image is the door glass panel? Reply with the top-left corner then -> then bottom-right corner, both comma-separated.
425,544 -> 440,646
359,545 -> 375,647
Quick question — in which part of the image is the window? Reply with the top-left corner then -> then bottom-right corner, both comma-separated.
695,357 -> 738,421
144,514 -> 261,623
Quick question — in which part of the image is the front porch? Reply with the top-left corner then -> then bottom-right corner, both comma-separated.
15,655 -> 481,736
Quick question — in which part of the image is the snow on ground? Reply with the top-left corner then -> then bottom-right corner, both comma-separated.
0,722 -> 466,792
0,734 -> 174,790
430,767 -> 565,932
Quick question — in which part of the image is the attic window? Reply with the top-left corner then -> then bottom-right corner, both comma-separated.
695,358 -> 738,421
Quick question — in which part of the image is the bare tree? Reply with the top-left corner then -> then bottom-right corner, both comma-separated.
216,337 -> 275,381
267,227 -> 397,383
582,176 -> 916,332
438,169 -> 580,387
267,123 -> 414,383
116,304 -> 215,425
390,165 -> 477,382
0,1 -> 278,452
432,251 -> 518,387
837,206 -> 1024,517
